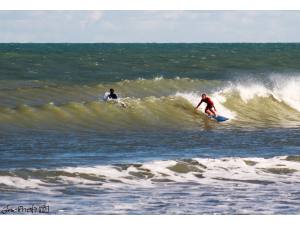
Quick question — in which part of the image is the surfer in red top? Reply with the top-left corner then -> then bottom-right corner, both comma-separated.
195,93 -> 217,116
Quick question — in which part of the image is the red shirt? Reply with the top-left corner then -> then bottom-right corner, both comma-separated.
200,97 -> 214,107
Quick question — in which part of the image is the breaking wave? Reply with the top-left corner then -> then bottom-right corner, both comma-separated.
0,155 -> 300,193
1,76 -> 300,131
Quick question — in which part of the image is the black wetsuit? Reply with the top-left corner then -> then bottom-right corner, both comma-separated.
108,93 -> 118,99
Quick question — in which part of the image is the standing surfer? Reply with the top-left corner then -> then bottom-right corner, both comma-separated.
195,93 -> 217,117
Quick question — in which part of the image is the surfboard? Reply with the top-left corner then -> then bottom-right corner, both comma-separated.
102,92 -> 127,108
103,92 -> 110,101
208,115 -> 229,122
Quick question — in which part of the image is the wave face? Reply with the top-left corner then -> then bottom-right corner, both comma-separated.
1,76 -> 300,131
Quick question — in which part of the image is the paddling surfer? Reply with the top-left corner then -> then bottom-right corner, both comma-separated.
107,88 -> 118,100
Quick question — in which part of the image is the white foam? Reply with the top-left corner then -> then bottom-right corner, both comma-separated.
228,83 -> 271,103
272,76 -> 300,112
0,176 -> 45,189
222,75 -> 300,112
154,76 -> 164,81
2,156 -> 299,193
57,156 -> 300,187
211,90 -> 237,118
58,176 -> 101,185
60,165 -> 154,187
61,165 -> 121,178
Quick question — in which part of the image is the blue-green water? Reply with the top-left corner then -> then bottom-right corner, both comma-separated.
0,44 -> 300,214
1,43 -> 300,83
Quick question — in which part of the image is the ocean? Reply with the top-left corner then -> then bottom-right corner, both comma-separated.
0,43 -> 300,214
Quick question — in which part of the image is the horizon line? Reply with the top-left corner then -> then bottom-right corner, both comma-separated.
1,42 -> 300,44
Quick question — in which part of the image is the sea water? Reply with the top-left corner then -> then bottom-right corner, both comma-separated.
0,43 -> 300,214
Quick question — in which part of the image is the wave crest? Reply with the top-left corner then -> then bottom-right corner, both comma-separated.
1,76 -> 300,130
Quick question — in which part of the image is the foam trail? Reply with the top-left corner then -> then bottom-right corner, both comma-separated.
0,176 -> 44,189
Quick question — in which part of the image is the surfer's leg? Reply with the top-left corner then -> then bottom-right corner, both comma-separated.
205,107 -> 212,116
206,106 -> 216,116
210,108 -> 216,116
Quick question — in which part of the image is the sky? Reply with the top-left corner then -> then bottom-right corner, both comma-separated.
0,11 -> 300,43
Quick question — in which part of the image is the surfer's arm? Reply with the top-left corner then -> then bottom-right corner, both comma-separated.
195,100 -> 203,110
